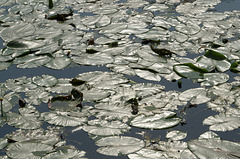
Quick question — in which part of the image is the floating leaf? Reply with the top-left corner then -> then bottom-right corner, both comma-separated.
44,56 -> 71,70
166,130 -> 187,141
7,40 -> 46,50
173,63 -> 208,79
130,111 -> 181,129
32,75 -> 58,87
96,136 -> 145,156
175,21 -> 200,35
1,23 -> 35,41
83,119 -> 131,136
188,139 -> 240,159
203,114 -> 240,131
0,138 -> 8,150
204,50 -> 226,61
6,127 -> 62,146
7,108 -> 42,129
200,73 -> 229,86
128,148 -> 166,159
41,111 -> 87,127
44,147 -> 86,159
0,62 -> 12,71
178,88 -> 210,105
135,69 -> 161,81
15,55 -> 52,68
6,142 -> 54,159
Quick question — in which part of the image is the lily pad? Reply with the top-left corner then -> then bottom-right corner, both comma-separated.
83,119 -> 131,136
188,139 -> 240,159
41,111 -> 87,127
96,136 -> 145,156
203,114 -> 240,131
130,111 -> 181,129
166,130 -> 187,141
7,107 -> 42,129
43,147 -> 86,159
32,75 -> 58,87
6,142 -> 54,159
173,63 -> 208,79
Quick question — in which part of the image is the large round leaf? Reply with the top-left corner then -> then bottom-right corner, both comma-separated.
6,142 -> 54,159
96,136 -> 145,156
43,147 -> 86,159
7,107 -> 42,129
188,139 -> 240,159
83,119 -> 131,136
41,111 -> 87,127
203,114 -> 240,131
1,23 -> 35,41
130,111 -> 181,129
32,75 -> 58,87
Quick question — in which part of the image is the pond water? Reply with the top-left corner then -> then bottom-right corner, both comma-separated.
1,0 -> 240,158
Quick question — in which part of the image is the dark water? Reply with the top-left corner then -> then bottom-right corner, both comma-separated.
1,0 -> 240,158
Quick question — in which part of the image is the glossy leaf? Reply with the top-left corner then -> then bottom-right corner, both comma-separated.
96,136 -> 145,156
130,111 -> 181,129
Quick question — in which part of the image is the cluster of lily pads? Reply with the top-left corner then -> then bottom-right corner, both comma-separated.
1,0 -> 240,158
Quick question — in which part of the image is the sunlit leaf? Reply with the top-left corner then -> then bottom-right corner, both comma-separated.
6,142 -> 54,159
200,73 -> 229,86
166,130 -> 187,141
96,136 -> 145,156
44,147 -> 86,159
188,139 -> 240,159
41,111 -> 87,127
6,127 -> 62,146
128,148 -> 166,159
203,114 -> 240,131
83,119 -> 131,136
135,69 -> 161,81
32,75 -> 58,87
7,107 -> 42,129
173,63 -> 208,79
0,138 -> 8,150
178,88 -> 210,105
1,23 -> 35,41
130,111 -> 181,129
